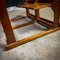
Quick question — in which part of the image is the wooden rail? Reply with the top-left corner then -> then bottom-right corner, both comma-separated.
6,27 -> 60,50
12,21 -> 34,29
11,16 -> 27,22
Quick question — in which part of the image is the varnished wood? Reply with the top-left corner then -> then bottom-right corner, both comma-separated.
0,0 -> 60,50
12,21 -> 34,29
17,0 -> 60,28
18,3 -> 51,10
35,9 -> 39,20
17,2 -> 52,28
0,0 -> 16,44
11,16 -> 27,22
6,27 -> 60,50
53,10 -> 59,28
29,14 -> 53,27
51,0 -> 60,28
26,8 -> 30,17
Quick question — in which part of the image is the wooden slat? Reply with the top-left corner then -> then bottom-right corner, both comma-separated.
12,21 -> 34,29
6,27 -> 60,50
29,14 -> 60,28
11,16 -> 27,22
29,14 -> 60,27
29,14 -> 53,27
38,18 -> 53,27
40,18 -> 60,27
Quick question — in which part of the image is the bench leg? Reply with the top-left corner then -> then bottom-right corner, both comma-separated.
26,8 -> 30,17
35,9 -> 39,22
0,0 -> 16,45
54,11 -> 59,28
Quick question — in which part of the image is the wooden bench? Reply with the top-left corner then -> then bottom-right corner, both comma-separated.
0,0 -> 60,50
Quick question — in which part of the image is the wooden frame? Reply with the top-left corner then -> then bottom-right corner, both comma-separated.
17,0 -> 60,28
0,0 -> 60,50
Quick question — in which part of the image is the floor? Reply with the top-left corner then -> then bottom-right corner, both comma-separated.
0,7 -> 60,60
